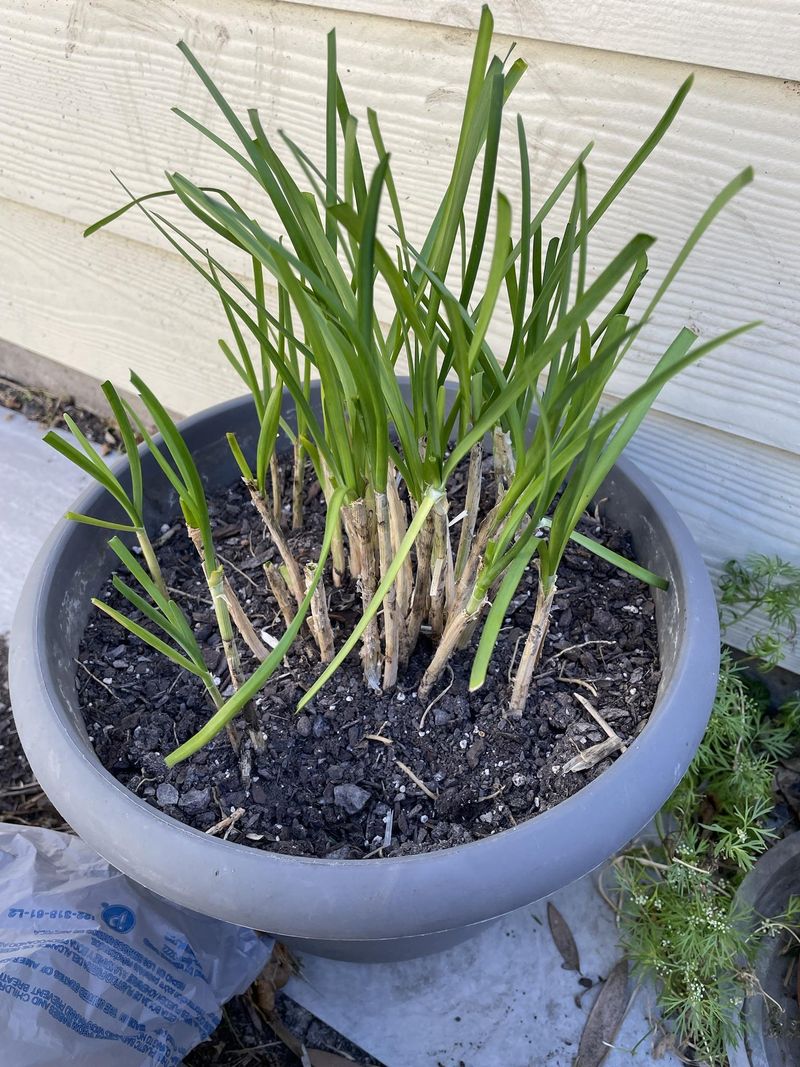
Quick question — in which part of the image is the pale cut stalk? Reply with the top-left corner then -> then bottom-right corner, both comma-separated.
291,440 -> 304,530
270,452 -> 282,524
304,563 -> 334,663
222,577 -> 268,754
453,442 -> 483,583
136,530 -> 169,598
458,565 -> 507,650
341,506 -> 364,581
453,504 -> 500,614
417,574 -> 488,701
264,561 -> 315,665
421,508 -> 505,696
507,569 -> 557,718
405,509 -> 435,658
375,491 -> 399,690
187,526 -> 243,689
331,516 -> 347,588
386,469 -> 412,658
208,565 -> 244,688
492,427 -> 515,504
429,495 -> 455,640
223,577 -> 269,661
342,498 -> 382,690
264,562 -> 296,629
247,480 -> 305,606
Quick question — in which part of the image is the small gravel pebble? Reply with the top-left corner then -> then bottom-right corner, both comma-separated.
295,714 -> 312,737
178,786 -> 211,814
156,783 -> 179,807
333,783 -> 371,815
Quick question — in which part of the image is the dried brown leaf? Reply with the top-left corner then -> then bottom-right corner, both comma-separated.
254,942 -> 304,1057
547,902 -> 580,972
574,958 -> 629,1067
308,1051 -> 365,1066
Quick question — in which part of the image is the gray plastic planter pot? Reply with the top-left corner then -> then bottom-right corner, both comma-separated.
11,387 -> 719,962
727,832 -> 800,1067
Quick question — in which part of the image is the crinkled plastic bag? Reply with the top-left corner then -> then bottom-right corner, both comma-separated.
0,823 -> 271,1066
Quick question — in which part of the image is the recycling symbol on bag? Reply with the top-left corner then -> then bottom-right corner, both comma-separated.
100,903 -> 136,933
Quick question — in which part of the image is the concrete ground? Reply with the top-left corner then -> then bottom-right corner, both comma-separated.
0,407 -> 679,1066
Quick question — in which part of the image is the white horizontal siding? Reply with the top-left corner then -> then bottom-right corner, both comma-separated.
1,1 -> 798,453
0,0 -> 797,666
278,0 -> 800,80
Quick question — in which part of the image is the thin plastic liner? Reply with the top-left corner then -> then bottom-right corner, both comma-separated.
0,823 -> 271,1066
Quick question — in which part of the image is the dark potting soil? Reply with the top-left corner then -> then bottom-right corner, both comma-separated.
77,455 -> 661,859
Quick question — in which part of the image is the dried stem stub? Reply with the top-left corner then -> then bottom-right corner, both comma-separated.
343,498 -> 382,690
304,563 -> 334,664
507,568 -> 557,718
247,481 -> 305,607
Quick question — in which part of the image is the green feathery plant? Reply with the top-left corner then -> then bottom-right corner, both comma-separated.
50,6 -> 756,766
719,554 -> 800,669
613,573 -> 800,1064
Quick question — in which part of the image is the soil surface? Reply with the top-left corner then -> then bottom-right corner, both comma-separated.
0,373 -> 121,448
77,453 -> 661,859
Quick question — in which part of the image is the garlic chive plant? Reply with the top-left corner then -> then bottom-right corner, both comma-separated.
54,6 -> 755,766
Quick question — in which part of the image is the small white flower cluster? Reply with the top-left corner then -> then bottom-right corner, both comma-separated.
703,902 -> 728,932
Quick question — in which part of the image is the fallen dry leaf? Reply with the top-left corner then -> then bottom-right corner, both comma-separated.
547,902 -> 581,972
254,942 -> 304,1056
255,945 -> 369,1066
307,1051 -> 364,1066
574,958 -> 629,1067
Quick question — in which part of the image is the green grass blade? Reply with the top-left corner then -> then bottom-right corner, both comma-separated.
107,535 -> 171,612
537,518 -> 668,589
164,487 -> 348,766
256,383 -> 283,496
44,430 -> 137,523
101,380 -> 143,517
92,597 -> 201,676
469,532 -> 541,691
226,432 -> 254,482
65,513 -> 138,533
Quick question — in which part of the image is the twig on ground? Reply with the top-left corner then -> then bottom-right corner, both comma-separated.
395,759 -> 438,801
418,664 -> 454,730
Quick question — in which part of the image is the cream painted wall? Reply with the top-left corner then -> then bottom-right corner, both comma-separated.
0,0 -> 798,666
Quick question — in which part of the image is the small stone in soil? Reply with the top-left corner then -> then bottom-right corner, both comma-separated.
142,752 -> 168,778
156,783 -> 179,807
179,787 -> 211,814
334,783 -> 371,815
